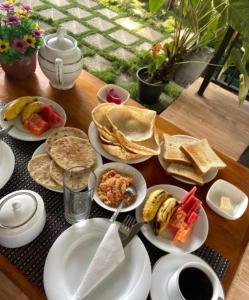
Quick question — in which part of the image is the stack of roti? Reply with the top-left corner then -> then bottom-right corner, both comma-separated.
28,127 -> 96,189
163,135 -> 226,185
92,103 -> 160,160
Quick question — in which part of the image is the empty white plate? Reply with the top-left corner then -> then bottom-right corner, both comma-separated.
44,218 -> 151,300
0,141 -> 15,189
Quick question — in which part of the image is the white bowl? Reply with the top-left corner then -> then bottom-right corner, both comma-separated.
89,162 -> 147,212
206,179 -> 248,220
96,84 -> 130,105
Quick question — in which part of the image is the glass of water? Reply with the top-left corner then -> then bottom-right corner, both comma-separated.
63,166 -> 96,224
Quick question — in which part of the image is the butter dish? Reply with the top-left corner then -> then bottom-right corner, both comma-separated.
206,179 -> 248,220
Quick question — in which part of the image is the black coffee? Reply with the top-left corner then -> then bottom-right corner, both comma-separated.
178,267 -> 213,300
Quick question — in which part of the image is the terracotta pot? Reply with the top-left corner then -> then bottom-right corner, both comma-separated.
1,52 -> 37,80
136,67 -> 165,104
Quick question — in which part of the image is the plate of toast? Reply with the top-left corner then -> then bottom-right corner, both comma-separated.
158,135 -> 226,185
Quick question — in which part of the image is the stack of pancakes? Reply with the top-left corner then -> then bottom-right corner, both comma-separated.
92,103 -> 160,160
28,127 -> 96,189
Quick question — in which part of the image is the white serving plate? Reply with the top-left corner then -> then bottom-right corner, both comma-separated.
158,134 -> 218,185
31,143 -> 103,193
90,162 -> 147,213
44,218 -> 151,300
0,96 -> 67,141
136,184 -> 209,253
88,121 -> 152,164
0,141 -> 15,189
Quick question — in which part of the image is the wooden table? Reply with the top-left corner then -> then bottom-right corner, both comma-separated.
0,66 -> 249,299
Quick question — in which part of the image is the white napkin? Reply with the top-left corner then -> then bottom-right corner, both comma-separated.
73,223 -> 125,300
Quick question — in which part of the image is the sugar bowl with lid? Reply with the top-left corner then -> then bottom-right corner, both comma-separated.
38,27 -> 83,90
0,190 -> 46,248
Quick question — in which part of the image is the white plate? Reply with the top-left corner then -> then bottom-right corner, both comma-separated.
88,121 -> 152,164
44,218 -> 151,300
32,143 -> 103,193
158,135 -> 218,185
0,141 -> 15,189
150,253 -> 224,300
90,162 -> 147,213
0,96 -> 67,141
135,184 -> 209,253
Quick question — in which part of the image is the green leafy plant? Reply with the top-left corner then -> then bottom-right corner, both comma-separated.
0,1 -> 43,64
140,0 -> 226,84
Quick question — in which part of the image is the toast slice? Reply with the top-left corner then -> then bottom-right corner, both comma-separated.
163,135 -> 192,165
167,162 -> 204,185
181,139 -> 226,174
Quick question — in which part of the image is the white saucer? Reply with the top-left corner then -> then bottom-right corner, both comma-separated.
150,253 -> 224,300
0,141 -> 15,189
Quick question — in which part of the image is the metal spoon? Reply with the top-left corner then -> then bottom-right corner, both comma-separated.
0,124 -> 14,140
110,185 -> 137,223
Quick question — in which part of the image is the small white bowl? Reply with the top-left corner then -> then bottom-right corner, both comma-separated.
206,179 -> 248,220
89,162 -> 147,212
96,84 -> 130,105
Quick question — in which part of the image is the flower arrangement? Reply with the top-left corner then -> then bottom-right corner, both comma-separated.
0,1 -> 43,65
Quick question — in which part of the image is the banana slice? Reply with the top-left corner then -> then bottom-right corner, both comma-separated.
143,189 -> 171,222
153,197 -> 177,235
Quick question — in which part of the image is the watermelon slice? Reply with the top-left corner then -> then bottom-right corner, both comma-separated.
181,186 -> 197,204
186,211 -> 198,227
40,104 -> 64,128
182,195 -> 198,213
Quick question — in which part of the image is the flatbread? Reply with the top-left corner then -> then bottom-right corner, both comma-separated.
45,127 -> 88,155
106,105 -> 156,142
49,160 -> 65,186
101,142 -> 144,160
92,103 -> 115,133
114,127 -> 160,155
50,137 -> 96,170
28,154 -> 60,188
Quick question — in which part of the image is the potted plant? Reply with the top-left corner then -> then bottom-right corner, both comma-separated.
0,1 -> 43,80
136,0 -> 225,104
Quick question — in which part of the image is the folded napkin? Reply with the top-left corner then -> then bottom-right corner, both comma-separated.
73,223 -> 125,300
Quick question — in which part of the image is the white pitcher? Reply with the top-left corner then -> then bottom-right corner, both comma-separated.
38,27 -> 83,90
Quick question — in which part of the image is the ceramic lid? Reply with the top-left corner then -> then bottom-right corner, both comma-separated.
47,27 -> 75,51
0,191 -> 38,228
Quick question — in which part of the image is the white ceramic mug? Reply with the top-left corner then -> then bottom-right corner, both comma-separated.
167,261 -> 219,300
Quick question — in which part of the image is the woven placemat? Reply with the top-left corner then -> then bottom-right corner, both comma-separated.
0,134 -> 230,292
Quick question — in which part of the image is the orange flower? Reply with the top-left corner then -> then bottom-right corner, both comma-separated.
152,44 -> 161,58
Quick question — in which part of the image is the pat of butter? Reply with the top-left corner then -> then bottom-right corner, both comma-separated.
220,196 -> 232,212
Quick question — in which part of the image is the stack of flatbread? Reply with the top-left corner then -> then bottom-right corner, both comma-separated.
92,103 -> 160,160
28,127 -> 96,189
163,135 -> 226,185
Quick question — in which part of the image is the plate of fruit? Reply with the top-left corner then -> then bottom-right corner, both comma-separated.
0,96 -> 66,141
135,185 -> 208,253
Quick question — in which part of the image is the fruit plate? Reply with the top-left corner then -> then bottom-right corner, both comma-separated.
0,96 -> 67,141
135,184 -> 209,254
31,143 -> 103,193
158,135 -> 218,185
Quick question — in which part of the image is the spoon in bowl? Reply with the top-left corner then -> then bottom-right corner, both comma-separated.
110,185 -> 137,223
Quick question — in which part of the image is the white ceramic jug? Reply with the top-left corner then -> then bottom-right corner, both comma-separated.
38,27 -> 83,90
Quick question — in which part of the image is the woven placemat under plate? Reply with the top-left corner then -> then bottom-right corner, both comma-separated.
0,135 -> 230,293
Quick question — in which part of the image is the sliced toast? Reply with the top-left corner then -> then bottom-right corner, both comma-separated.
181,139 -> 226,174
163,135 -> 192,165
166,162 -> 204,185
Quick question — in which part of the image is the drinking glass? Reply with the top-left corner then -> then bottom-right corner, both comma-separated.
63,166 -> 96,224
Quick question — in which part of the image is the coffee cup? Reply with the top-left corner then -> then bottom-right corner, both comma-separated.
167,261 -> 220,300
